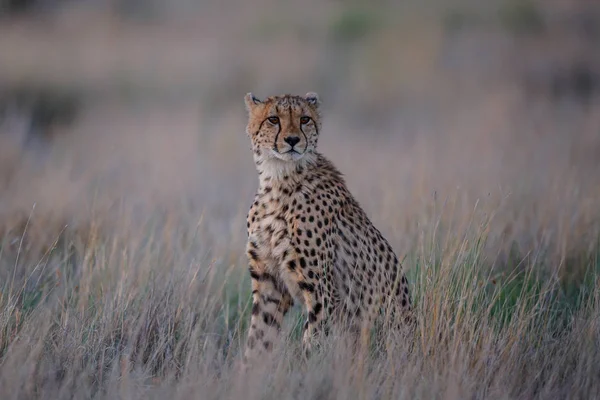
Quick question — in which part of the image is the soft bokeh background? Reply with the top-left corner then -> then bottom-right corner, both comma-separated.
1,1 -> 599,399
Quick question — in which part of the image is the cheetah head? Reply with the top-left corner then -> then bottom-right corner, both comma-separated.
244,92 -> 321,164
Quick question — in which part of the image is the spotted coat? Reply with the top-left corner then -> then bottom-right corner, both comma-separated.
242,92 -> 413,364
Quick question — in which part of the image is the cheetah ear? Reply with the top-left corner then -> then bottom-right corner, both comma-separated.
305,92 -> 320,108
244,92 -> 262,112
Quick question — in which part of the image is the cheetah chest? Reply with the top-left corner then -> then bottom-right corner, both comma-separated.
247,192 -> 296,270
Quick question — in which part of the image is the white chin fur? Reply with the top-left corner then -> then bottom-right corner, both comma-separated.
272,149 -> 305,162
255,149 -> 316,181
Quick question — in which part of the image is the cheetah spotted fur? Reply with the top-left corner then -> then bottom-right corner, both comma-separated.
242,92 -> 413,365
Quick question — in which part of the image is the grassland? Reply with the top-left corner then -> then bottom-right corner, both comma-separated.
1,2 -> 600,399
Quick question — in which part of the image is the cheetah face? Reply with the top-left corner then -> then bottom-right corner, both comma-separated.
244,93 -> 321,163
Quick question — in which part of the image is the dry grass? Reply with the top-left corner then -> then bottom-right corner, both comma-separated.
1,2 -> 600,399
0,96 -> 598,399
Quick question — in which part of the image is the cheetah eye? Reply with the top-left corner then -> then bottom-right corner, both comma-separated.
300,116 -> 311,125
267,116 -> 279,125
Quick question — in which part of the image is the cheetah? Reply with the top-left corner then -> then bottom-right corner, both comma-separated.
242,92 -> 413,365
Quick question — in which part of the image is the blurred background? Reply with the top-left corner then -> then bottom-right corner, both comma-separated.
2,1 -> 600,397
0,0 -> 599,258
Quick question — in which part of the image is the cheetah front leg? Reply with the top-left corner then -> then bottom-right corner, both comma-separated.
300,281 -> 328,357
243,248 -> 293,368
277,250 -> 329,358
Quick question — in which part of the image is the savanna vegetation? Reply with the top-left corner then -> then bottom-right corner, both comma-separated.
1,1 -> 599,398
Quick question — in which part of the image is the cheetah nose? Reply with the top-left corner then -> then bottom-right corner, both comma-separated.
284,136 -> 300,147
